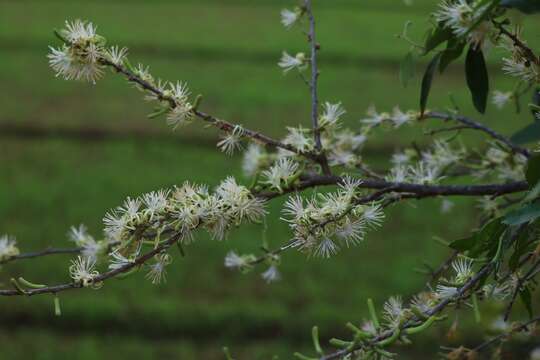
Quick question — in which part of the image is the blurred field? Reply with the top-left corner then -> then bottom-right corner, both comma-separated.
0,1 -> 538,359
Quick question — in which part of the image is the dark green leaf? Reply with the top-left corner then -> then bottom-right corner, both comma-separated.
420,52 -> 442,115
532,87 -> 540,121
424,26 -> 453,53
465,46 -> 489,114
501,0 -> 540,13
449,218 -> 506,257
510,121 -> 540,144
399,51 -> 416,88
509,229 -> 531,271
519,286 -> 534,318
439,39 -> 465,73
526,155 -> 540,186
503,202 -> 540,225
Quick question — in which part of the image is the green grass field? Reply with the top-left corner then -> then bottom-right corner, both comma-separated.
0,1 -> 538,359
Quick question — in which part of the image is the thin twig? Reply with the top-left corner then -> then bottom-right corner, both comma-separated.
424,111 -> 530,157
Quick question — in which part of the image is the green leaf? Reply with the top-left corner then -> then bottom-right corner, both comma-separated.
439,39 -> 465,73
510,121 -> 540,144
526,155 -> 540,186
449,218 -> 506,257
509,228 -> 531,271
501,0 -> 540,13
503,202 -> 540,225
399,51 -> 416,88
519,286 -> 534,319
465,46 -> 489,114
532,87 -> 540,121
420,52 -> 442,115
424,26 -> 453,53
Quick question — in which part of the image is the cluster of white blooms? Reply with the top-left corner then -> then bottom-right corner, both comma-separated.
48,20 -> 106,83
242,144 -> 270,177
224,250 -> 281,283
386,139 -> 464,184
0,235 -> 19,261
68,224 -> 107,261
282,177 -> 384,257
103,178 -> 266,261
48,20 -> 195,130
476,145 -> 527,182
69,256 -> 100,287
500,30 -> 539,83
434,0 -> 495,49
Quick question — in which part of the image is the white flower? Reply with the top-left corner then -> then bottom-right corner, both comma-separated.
452,258 -> 474,284
166,102 -> 193,128
69,256 -> 99,287
360,105 -> 387,126
483,283 -> 511,301
391,151 -> 412,166
436,284 -> 458,300
224,251 -> 247,269
108,249 -> 137,271
105,46 -> 128,65
386,165 -> 409,183
339,176 -> 362,199
315,238 -> 339,258
278,51 -> 306,73
320,102 -> 346,129
410,292 -> 436,313
261,265 -> 281,283
409,162 -> 441,184
434,1 -> 492,49
262,158 -> 299,191
502,57 -> 539,82
146,253 -> 171,285
362,203 -> 385,229
217,126 -> 245,156
61,19 -> 97,43
283,127 -> 313,153
48,45 -> 104,83
242,144 -> 266,176
423,139 -> 462,168
492,91 -> 513,109
68,224 -> 93,246
383,296 -> 404,328
334,130 -> 366,150
283,195 -> 306,221
485,147 -> 508,164
391,107 -> 412,127
281,8 -> 299,29
142,189 -> 170,219
0,235 -> 19,261
328,149 -> 358,168
336,218 -> 366,247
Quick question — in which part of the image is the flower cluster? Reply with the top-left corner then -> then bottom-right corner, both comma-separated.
282,177 -> 384,257
475,145 -> 527,182
69,256 -> 100,287
103,178 -> 266,260
434,0 -> 495,50
0,235 -> 19,261
386,139 -> 465,184
500,29 -> 539,83
48,20 -> 106,83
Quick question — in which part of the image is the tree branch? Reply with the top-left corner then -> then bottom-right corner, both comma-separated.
424,111 -> 530,157
304,0 -> 331,175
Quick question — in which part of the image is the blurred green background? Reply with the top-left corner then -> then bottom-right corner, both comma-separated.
0,1 -> 539,359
